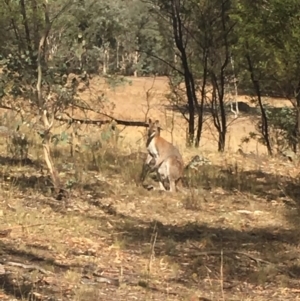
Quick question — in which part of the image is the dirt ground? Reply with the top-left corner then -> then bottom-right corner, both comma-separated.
0,76 -> 300,301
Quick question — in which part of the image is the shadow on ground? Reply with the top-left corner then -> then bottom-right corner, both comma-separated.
0,155 -> 52,195
184,163 -> 293,200
0,241 -> 76,300
181,162 -> 300,230
1,190 -> 300,300
97,209 -> 300,290
1,149 -> 300,298
0,170 -> 53,194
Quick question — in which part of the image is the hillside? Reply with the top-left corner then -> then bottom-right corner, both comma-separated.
0,76 -> 300,301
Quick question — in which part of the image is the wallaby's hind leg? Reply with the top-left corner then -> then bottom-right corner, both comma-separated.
169,180 -> 176,192
158,181 -> 167,191
140,154 -> 155,183
167,156 -> 184,193
157,162 -> 169,191
157,172 -> 167,191
140,163 -> 150,183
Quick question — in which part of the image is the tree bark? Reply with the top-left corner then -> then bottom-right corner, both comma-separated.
246,51 -> 272,156
19,0 -> 32,52
36,0 -> 63,198
195,49 -> 208,147
171,0 -> 200,146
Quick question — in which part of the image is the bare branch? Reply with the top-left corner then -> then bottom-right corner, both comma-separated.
55,115 -> 149,128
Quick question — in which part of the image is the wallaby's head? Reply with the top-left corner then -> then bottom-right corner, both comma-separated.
147,118 -> 161,139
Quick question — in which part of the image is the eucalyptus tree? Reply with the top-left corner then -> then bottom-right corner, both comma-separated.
234,0 -> 300,154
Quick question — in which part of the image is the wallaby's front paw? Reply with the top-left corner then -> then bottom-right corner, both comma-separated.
145,184 -> 154,191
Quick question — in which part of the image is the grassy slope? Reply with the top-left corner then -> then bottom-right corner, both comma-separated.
0,76 -> 300,301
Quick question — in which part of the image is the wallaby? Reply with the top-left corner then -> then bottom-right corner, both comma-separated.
140,119 -> 184,192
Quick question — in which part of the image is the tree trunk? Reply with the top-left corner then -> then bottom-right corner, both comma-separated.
19,0 -> 32,52
36,1 -> 63,199
173,41 -> 177,65
42,131 -> 61,191
217,82 -> 227,152
210,79 -> 227,152
246,52 -> 272,156
31,0 -> 40,51
171,0 -> 200,146
230,54 -> 239,117
195,49 -> 208,147
292,80 -> 300,153
103,49 -> 108,75
116,40 -> 119,69
218,129 -> 226,152
134,51 -> 139,77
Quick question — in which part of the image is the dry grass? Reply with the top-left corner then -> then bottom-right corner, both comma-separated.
0,76 -> 300,301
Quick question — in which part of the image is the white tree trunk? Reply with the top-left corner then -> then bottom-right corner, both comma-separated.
134,50 -> 139,77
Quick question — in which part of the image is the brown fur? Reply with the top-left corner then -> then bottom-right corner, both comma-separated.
141,119 -> 184,192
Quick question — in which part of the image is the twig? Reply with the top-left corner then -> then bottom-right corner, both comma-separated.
220,249 -> 225,301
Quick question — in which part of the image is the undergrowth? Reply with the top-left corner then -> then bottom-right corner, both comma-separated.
0,123 -> 300,301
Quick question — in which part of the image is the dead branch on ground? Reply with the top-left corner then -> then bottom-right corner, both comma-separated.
0,261 -> 53,275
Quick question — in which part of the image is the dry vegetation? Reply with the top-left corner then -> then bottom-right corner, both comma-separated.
1,77 -> 300,301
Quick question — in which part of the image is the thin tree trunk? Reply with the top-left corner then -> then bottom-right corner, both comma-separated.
195,49 -> 208,147
246,52 -> 272,156
171,0 -> 199,146
19,0 -> 32,52
173,41 -> 177,64
103,49 -> 107,75
292,80 -> 300,153
37,0 -> 63,198
31,0 -> 40,51
116,40 -> 119,69
134,51 -> 139,77
210,76 -> 227,152
3,0 -> 23,52
229,53 -> 239,117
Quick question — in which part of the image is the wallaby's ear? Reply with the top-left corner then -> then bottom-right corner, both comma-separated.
155,120 -> 163,131
148,118 -> 152,124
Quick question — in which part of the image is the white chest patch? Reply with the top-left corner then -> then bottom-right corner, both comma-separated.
147,139 -> 159,158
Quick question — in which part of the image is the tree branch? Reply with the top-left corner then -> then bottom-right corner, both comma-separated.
55,114 -> 148,127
